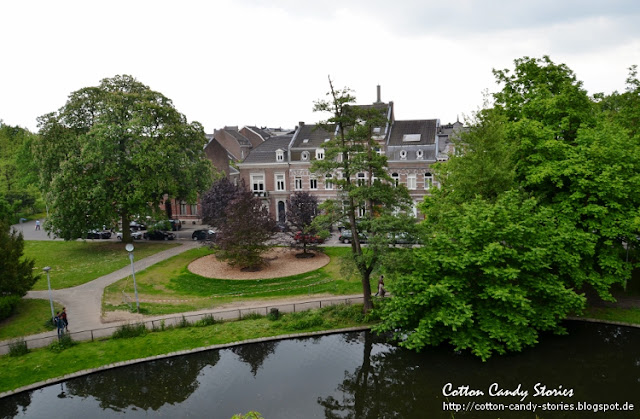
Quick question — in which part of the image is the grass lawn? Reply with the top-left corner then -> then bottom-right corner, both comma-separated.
0,300 -> 64,341
0,304 -> 376,393
103,247 -> 371,315
579,307 -> 640,324
24,241 -> 180,290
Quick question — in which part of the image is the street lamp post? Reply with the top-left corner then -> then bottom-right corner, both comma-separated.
43,266 -> 55,323
125,243 -> 140,313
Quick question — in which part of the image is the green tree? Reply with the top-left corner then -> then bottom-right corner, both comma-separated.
0,219 -> 39,319
287,191 -> 322,256
34,75 -> 213,242
376,192 -> 588,360
312,78 -> 412,313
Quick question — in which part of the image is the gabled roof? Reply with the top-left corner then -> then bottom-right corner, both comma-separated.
290,123 -> 335,149
245,126 -> 271,141
387,120 -> 438,146
241,135 -> 293,164
225,129 -> 252,147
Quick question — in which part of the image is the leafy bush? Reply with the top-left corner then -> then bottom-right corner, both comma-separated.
48,334 -> 75,353
266,308 -> 281,321
0,295 -> 21,320
8,338 -> 29,357
112,323 -> 147,339
177,315 -> 190,328
195,314 -> 218,326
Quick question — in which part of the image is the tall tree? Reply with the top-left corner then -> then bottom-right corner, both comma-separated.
34,75 -> 213,242
312,78 -> 412,313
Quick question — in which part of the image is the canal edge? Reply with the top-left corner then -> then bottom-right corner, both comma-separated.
0,325 -> 372,399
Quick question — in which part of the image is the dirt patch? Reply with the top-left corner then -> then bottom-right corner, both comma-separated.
188,247 -> 330,279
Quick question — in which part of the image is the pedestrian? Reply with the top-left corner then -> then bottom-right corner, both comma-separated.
375,275 -> 386,297
55,311 -> 65,338
35,220 -> 41,231
61,307 -> 69,332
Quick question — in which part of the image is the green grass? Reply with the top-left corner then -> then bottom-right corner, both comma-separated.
0,299 -> 64,340
580,307 -> 640,324
103,246 -> 369,315
24,241 -> 179,290
0,304 -> 376,393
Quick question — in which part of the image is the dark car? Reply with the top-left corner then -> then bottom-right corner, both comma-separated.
129,220 -> 147,231
143,230 -> 175,240
338,229 -> 367,244
87,230 -> 112,239
192,229 -> 216,241
168,219 -> 182,231
294,231 -> 324,244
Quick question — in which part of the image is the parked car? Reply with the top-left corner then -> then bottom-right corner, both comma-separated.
116,230 -> 143,240
294,231 -> 324,244
390,232 -> 421,245
129,220 -> 147,231
338,229 -> 367,244
87,230 -> 112,239
192,229 -> 216,241
168,219 -> 182,231
143,230 -> 175,240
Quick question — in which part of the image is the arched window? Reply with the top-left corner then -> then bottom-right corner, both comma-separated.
325,174 -> 333,190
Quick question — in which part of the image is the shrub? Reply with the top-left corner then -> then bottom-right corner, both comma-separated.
0,295 -> 21,320
177,315 -> 190,328
241,312 -> 264,321
112,323 -> 147,339
195,314 -> 218,327
48,334 -> 75,353
8,338 -> 29,357
266,308 -> 281,321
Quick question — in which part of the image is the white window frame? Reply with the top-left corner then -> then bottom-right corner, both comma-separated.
391,173 -> 399,187
294,176 -> 303,190
275,149 -> 284,162
325,174 -> 333,190
301,151 -> 310,161
309,176 -> 318,190
315,148 -> 324,160
356,172 -> 366,187
400,150 -> 407,160
407,174 -> 417,190
275,173 -> 286,191
416,149 -> 424,159
424,172 -> 433,190
250,173 -> 265,192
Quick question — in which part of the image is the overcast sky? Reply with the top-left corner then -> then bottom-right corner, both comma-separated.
1,0 -> 639,133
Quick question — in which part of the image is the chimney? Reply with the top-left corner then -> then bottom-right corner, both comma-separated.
376,85 -> 381,103
299,121 -> 304,127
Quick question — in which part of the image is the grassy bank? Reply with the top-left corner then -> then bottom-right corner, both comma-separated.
0,300 -> 64,340
24,241 -> 179,290
0,304 -> 376,394
103,247 -> 369,315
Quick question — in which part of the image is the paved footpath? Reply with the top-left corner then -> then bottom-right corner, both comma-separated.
2,235 -> 363,354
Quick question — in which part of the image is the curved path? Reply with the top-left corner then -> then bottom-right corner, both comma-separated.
2,237 -> 363,354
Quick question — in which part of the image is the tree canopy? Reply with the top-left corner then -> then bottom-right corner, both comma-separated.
376,56 -> 640,359
34,75 -> 213,242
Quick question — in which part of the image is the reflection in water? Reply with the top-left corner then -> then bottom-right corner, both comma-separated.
1,322 -> 639,418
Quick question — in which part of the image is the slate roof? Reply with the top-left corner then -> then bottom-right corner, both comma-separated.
246,126 -> 271,141
241,135 -> 293,164
290,124 -> 335,148
225,129 -> 252,146
387,120 -> 438,146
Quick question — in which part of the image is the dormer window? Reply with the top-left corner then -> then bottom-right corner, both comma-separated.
275,149 -> 284,162
402,134 -> 421,142
316,148 -> 325,160
301,151 -> 310,161
416,149 -> 424,159
400,150 -> 407,160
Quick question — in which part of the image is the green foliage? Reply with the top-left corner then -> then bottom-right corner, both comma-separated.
195,314 -> 219,326
48,334 -> 76,353
281,311 -> 325,330
177,315 -> 190,328
312,78 -> 413,312
241,312 -> 264,321
8,338 -> 29,357
34,75 -> 213,242
378,192 -> 588,360
230,411 -> 264,419
266,308 -> 281,321
0,219 -> 39,320
112,323 -> 147,339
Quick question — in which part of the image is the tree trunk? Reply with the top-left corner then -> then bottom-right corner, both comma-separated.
361,270 -> 373,313
121,212 -> 131,243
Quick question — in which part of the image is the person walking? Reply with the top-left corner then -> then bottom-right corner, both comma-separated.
54,312 -> 65,338
375,275 -> 386,297
61,307 -> 69,332
35,220 -> 41,231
